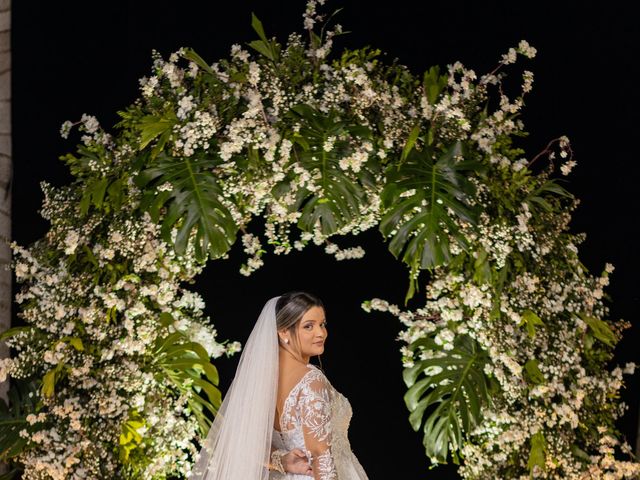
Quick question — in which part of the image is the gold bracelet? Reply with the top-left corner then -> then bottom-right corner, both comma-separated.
270,449 -> 287,474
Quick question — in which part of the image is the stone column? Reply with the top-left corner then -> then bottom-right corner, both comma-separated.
0,0 -> 11,408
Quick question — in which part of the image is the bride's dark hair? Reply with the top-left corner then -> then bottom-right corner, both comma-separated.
275,291 -> 325,362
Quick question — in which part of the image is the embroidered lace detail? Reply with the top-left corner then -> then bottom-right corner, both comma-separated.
297,369 -> 332,443
315,449 -> 337,480
279,367 -> 316,432
271,364 -> 368,479
299,368 -> 335,479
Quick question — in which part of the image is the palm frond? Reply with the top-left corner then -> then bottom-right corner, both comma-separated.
380,138 -> 481,302
150,327 -> 221,437
403,333 -> 494,464
134,152 -> 238,262
0,380 -> 39,462
282,104 -> 376,236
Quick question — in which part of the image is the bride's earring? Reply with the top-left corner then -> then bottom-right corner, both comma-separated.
284,338 -> 289,344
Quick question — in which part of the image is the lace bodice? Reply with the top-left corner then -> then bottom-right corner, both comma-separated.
270,365 -> 368,480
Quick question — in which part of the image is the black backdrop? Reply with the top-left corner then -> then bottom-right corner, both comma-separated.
10,2 -> 640,478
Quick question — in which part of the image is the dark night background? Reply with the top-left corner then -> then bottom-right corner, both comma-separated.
10,1 -> 640,478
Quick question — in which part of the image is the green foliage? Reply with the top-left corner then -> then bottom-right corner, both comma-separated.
283,104 -> 376,235
150,314 -> 222,437
580,312 -> 616,347
380,138 -> 481,302
119,409 -> 146,463
519,309 -> 544,338
523,178 -> 573,216
0,381 -> 40,462
403,334 -> 494,464
135,113 -> 177,158
422,66 -> 448,105
527,431 -> 547,476
41,362 -> 65,398
524,359 -> 545,385
247,13 -> 281,62
0,326 -> 33,343
134,152 -> 239,262
181,48 -> 215,76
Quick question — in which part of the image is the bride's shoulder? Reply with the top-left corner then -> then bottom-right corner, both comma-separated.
303,364 -> 332,386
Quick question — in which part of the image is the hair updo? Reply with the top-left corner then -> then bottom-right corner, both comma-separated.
275,292 -> 325,357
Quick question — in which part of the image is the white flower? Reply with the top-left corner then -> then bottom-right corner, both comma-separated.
230,44 -> 249,62
177,95 -> 195,120
0,357 -> 14,382
560,160 -> 577,175
64,231 -> 80,255
80,114 -> 100,134
60,120 -> 73,139
15,262 -> 30,279
518,39 -> 537,58
434,328 -> 455,348
323,136 -> 336,152
501,47 -> 517,65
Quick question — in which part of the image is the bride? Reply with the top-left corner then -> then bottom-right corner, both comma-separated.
189,292 -> 369,479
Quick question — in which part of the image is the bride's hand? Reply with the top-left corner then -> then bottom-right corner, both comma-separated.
282,448 -> 313,475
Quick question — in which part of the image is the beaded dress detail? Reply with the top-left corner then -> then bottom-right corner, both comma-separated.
270,365 -> 368,480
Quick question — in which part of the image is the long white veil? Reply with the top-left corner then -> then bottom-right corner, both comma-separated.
190,295 -> 280,480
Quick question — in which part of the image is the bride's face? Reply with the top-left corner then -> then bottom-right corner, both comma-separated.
295,306 -> 328,357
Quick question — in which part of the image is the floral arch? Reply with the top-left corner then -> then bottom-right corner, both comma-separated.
1,3 -> 638,479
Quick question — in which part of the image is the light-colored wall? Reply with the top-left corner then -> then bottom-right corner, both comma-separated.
0,0 -> 10,474
0,0 -> 11,409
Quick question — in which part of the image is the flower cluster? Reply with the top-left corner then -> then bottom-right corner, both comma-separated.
363,151 -> 638,477
2,1 -> 637,478
113,10 -> 420,271
3,179 -> 239,479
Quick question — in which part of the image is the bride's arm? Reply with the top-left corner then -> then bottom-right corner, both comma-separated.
299,375 -> 337,480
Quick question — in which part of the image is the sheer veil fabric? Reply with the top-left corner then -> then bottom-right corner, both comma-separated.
190,295 -> 281,480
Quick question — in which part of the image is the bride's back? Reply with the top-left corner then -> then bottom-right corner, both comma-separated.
275,355 -> 312,432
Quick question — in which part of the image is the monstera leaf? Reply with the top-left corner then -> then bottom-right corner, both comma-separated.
0,380 -> 39,463
403,333 -> 493,464
150,315 -> 222,436
134,152 -> 238,262
380,137 -> 480,301
282,104 -> 375,235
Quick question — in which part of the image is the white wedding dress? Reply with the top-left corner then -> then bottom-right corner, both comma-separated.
270,364 -> 369,480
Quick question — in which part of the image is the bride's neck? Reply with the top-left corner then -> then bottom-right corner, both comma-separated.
279,346 -> 310,366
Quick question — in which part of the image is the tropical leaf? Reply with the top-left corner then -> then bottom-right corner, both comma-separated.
151,324 -> 221,436
579,313 -> 616,347
136,114 -> 177,153
134,151 -> 238,262
0,326 -> 33,342
0,380 -> 39,461
78,175 -> 124,217
403,333 -> 493,464
281,104 -> 376,236
527,431 -> 547,476
524,178 -> 573,215
247,13 -> 281,62
422,65 -> 448,105
524,359 -> 545,385
119,409 -> 146,463
380,138 -> 481,301
181,48 -> 215,76
519,309 -> 544,338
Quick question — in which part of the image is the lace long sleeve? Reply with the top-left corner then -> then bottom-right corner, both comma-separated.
297,370 -> 338,480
